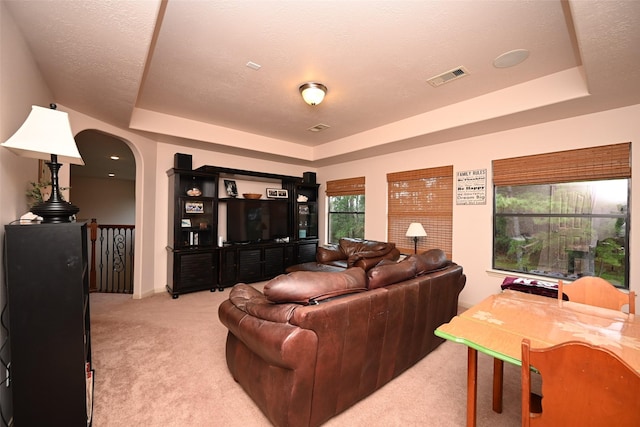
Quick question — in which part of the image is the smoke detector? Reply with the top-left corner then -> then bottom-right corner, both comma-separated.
426,66 -> 469,87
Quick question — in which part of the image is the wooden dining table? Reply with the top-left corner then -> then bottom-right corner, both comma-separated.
435,289 -> 640,427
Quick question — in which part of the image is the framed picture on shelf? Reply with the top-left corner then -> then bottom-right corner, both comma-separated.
181,219 -> 191,227
267,188 -> 288,199
185,201 -> 204,214
224,180 -> 238,197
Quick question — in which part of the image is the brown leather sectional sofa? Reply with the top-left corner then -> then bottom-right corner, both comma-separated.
219,249 -> 466,427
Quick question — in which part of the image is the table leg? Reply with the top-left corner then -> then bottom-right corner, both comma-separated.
492,358 -> 503,413
467,347 -> 478,427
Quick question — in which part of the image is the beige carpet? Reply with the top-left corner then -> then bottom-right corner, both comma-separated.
90,285 -> 530,426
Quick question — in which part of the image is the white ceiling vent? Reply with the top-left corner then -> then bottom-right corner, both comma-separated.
426,66 -> 469,87
307,123 -> 330,132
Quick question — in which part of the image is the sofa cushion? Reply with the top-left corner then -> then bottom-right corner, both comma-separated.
411,249 -> 448,275
339,238 -> 389,258
316,244 -> 346,263
325,259 -> 348,269
264,267 -> 367,305
367,258 -> 417,289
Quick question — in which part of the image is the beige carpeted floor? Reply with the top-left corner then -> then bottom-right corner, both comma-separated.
90,285 -> 531,426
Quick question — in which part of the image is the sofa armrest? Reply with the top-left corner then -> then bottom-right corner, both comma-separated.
317,245 -> 347,263
219,299 -> 318,368
220,299 -> 319,427
228,283 -> 298,322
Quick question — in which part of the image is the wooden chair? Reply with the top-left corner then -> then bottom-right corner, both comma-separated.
558,276 -> 636,314
521,338 -> 640,426
493,277 -> 636,414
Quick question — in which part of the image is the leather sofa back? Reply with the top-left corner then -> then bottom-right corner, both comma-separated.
219,260 -> 466,427
288,264 -> 465,426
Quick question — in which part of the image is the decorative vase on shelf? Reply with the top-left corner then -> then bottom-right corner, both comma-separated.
186,186 -> 201,197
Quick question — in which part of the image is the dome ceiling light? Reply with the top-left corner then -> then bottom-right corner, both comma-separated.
299,82 -> 327,106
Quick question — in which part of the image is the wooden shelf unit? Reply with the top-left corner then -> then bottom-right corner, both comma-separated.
167,162 -> 319,297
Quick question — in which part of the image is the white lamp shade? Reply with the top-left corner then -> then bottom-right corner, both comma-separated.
406,222 -> 427,237
2,105 -> 84,165
299,83 -> 327,106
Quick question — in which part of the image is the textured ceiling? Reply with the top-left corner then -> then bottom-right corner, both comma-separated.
5,0 -> 640,173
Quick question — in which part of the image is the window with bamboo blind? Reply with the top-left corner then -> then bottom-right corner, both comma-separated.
326,177 -> 365,197
387,166 -> 453,257
493,142 -> 630,288
326,177 -> 365,243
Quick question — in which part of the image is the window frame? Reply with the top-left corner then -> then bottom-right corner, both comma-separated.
327,194 -> 365,244
326,177 -> 366,244
492,143 -> 631,288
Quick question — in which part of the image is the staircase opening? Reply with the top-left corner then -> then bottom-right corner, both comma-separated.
70,130 -> 136,294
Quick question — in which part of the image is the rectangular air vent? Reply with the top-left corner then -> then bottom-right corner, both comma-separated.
426,66 -> 469,87
307,123 -> 330,132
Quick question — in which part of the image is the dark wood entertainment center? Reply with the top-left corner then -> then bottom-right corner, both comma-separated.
166,160 -> 319,298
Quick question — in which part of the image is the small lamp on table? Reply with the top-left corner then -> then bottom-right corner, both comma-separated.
406,222 -> 427,254
1,104 -> 84,223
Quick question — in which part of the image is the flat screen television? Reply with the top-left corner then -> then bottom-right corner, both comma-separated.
226,199 -> 289,243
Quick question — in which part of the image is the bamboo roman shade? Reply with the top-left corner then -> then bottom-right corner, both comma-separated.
493,142 -> 631,186
326,176 -> 365,196
387,166 -> 453,257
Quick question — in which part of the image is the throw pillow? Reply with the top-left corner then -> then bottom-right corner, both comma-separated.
264,267 -> 367,305
367,259 -> 417,289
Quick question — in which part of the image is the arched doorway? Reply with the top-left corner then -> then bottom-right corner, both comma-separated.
71,130 -> 136,293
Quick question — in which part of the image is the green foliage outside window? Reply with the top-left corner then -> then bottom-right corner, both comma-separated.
328,195 -> 365,243
493,180 -> 629,288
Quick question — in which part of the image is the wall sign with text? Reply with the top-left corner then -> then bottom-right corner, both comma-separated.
456,169 -> 487,205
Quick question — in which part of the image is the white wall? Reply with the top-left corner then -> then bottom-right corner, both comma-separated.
318,105 -> 640,307
0,2 -> 56,420
54,109 -> 160,299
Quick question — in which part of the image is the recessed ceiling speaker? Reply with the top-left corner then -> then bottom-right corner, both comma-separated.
493,49 -> 530,68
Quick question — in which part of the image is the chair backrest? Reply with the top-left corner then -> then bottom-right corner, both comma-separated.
521,338 -> 640,427
557,276 -> 636,314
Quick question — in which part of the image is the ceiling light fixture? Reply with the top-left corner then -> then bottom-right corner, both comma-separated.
299,82 -> 327,106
